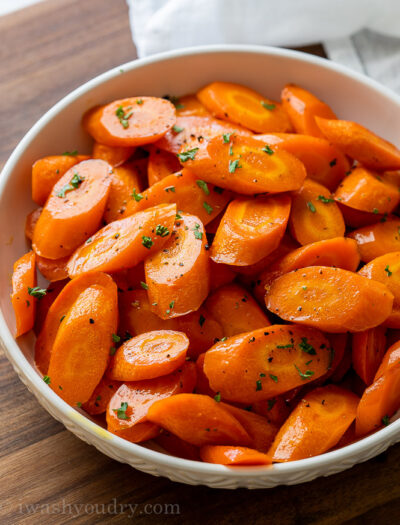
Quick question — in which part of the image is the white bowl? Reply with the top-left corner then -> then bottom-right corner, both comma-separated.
1,45 -> 400,489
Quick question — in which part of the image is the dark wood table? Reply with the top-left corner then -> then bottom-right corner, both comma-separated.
0,1 -> 399,523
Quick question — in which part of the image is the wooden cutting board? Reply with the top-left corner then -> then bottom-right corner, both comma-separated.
0,0 -> 399,523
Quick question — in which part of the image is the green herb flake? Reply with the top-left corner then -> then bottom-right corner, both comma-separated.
203,201 -> 213,215
57,172 -> 85,198
115,105 -> 133,129
164,186 -> 176,193
131,188 -> 144,201
267,399 -> 276,411
261,101 -> 276,110
307,201 -> 316,213
28,286 -> 47,299
155,224 -> 170,237
256,380 -> 263,391
382,415 -> 390,426
229,159 -> 241,173
196,180 -> 210,195
136,99 -> 144,105
269,374 -> 278,383
317,195 -> 335,204
140,281 -> 149,290
172,125 -> 184,133
214,392 -> 221,402
112,333 -> 121,343
294,364 -> 315,380
113,401 -> 129,420
276,344 -> 294,349
142,236 -> 154,249
62,150 -> 78,156
169,301 -> 175,309
43,375 -> 51,384
109,347 -> 117,356
192,223 -> 203,240
262,145 -> 274,155
76,402 -> 82,408
177,148 -> 199,163
299,337 -> 317,355
385,265 -> 392,276
220,337 -> 228,342
223,132 -> 232,143
373,208 -> 379,214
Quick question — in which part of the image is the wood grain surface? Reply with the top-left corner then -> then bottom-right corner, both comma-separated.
0,1 -> 399,523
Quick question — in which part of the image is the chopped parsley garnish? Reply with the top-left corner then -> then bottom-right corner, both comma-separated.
307,201 -> 316,213
142,236 -> 153,249
175,212 -> 182,220
192,223 -> 203,240
140,281 -> 149,290
229,159 -> 241,173
112,333 -> 121,343
113,401 -> 129,420
164,186 -> 176,193
131,188 -> 143,201
269,374 -> 278,383
155,224 -> 170,237
382,415 -> 390,426
163,95 -> 184,109
276,344 -> 294,349
223,133 -> 232,143
109,347 -> 117,356
115,105 -> 133,129
169,301 -> 175,309
136,99 -> 143,105
256,380 -> 263,391
385,265 -> 392,276
373,208 -> 379,214
172,125 -> 184,133
261,101 -> 276,110
294,365 -> 315,380
43,375 -> 51,384
317,195 -> 335,204
214,392 -> 221,402
220,337 -> 228,342
299,337 -> 316,355
262,145 -> 274,155
177,148 -> 199,162
76,402 -> 82,408
196,180 -> 210,195
57,172 -> 85,198
62,150 -> 78,156
28,286 -> 47,299
203,201 -> 213,215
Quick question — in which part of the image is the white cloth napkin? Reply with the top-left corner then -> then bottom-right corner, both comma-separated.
127,0 -> 400,93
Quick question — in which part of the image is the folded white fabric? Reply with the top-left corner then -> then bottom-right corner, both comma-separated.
127,0 -> 400,93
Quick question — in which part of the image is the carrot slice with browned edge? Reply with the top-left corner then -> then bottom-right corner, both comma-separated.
92,142 -> 135,167
145,213 -> 210,319
269,385 -> 358,461
352,327 -> 387,385
204,283 -> 270,337
32,154 -> 90,206
289,178 -> 345,245
82,377 -> 121,415
33,159 -> 112,259
25,208 -> 42,240
147,393 -> 251,447
210,194 -> 291,266
197,81 -> 291,133
316,117 -> 400,170
36,254 -> 69,282
200,445 -> 272,466
108,330 -> 189,381
122,168 -> 231,226
104,162 -> 143,223
84,97 -> 176,147
147,146 -> 181,186
203,325 -> 331,403
47,272 -> 118,405
67,203 -> 176,278
11,251 -> 37,337
348,218 -> 400,263
106,362 -> 196,442
34,280 -> 68,336
266,266 -> 394,333
184,134 -> 306,195
281,84 -> 337,138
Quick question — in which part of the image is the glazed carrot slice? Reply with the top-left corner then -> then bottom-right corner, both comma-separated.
269,385 -> 358,461
266,266 -> 394,333
358,251 -> 400,327
106,362 -> 196,442
348,218 -> 400,263
104,162 -> 143,223
33,159 -> 112,259
352,327 -> 387,385
184,134 -> 306,195
147,393 -> 251,447
47,273 -> 118,405
204,283 -> 270,337
197,81 -> 291,133
145,213 -> 210,319
84,97 -> 176,147
108,330 -> 189,381
255,133 -> 350,191
25,208 -> 42,241
338,204 -> 384,228
316,117 -> 400,170
156,431 -> 200,461
289,178 -> 345,245
67,203 -> 176,278
210,194 -> 291,266
36,254 -> 69,282
122,168 -> 231,226
200,445 -> 272,466
92,142 -> 135,167
11,251 -> 37,337
147,146 -> 181,185
82,377 -> 121,415
32,154 -> 90,206
175,94 -> 210,117
281,84 -> 337,138
209,260 -> 236,290
334,166 -> 400,215
34,279 -> 68,336
203,325 -> 331,403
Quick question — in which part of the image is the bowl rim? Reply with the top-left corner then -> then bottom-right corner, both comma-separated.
1,43 -> 400,479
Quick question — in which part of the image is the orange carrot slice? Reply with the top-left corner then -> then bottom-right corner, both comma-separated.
348,218 -> 400,262
92,142 -> 135,167
104,162 -> 143,223
200,445 -> 272,466
352,327 -> 387,385
11,251 -> 37,337
147,146 -> 181,186
36,254 -> 69,282
34,280 -> 68,336
209,260 -> 237,290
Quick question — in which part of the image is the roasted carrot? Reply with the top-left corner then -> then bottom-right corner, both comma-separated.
200,445 -> 271,466
108,330 -> 189,381
156,431 -> 201,461
92,142 -> 135,167
33,159 -> 112,259
11,251 -> 37,337
348,218 -> 400,263
203,325 -> 331,403
197,81 -> 291,133
32,154 -> 90,206
145,213 -> 210,319
82,377 -> 121,415
316,117 -> 400,170
175,94 -> 210,117
209,260 -> 237,290
67,203 -> 176,278
147,393 -> 251,447
269,385 -> 358,461
289,179 -> 345,245
84,97 -> 176,147
36,254 -> 69,282
281,84 -> 337,137
352,327 -> 387,385
210,194 -> 291,266
103,162 -> 143,223
266,266 -> 394,333
147,146 -> 181,186
34,280 -> 68,336
25,208 -> 42,241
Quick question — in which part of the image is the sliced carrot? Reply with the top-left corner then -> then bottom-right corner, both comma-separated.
82,377 -> 121,415
348,218 -> 400,262
122,168 -> 231,226
204,283 -> 270,337
92,142 -> 135,167
104,162 -> 143,223
269,385 -> 358,461
34,279 -> 68,336
11,251 -> 37,337
145,213 -> 210,319
156,431 -> 200,461
266,266 -> 394,333
176,308 -> 223,359
106,362 -> 196,442
67,203 -> 176,278
289,178 -> 345,245
108,330 -> 189,381
197,81 -> 291,133
32,159 -> 112,259
32,154 -> 90,206
338,203 -> 384,228
209,260 -> 237,290
184,134 -> 306,195
175,94 -> 210,117
316,117 -> 400,170
47,273 -> 118,405
146,393 -> 251,447
36,254 -> 69,282
25,208 -> 42,241
352,327 -> 387,385
210,194 -> 291,266
203,325 -> 331,403
335,166 -> 400,214
281,84 -> 337,138
200,445 -> 271,466
147,146 -> 181,186
84,97 -> 176,147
